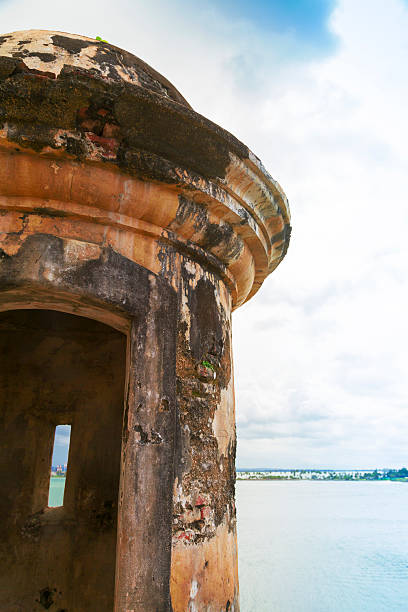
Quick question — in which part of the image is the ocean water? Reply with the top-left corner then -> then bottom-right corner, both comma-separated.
48,476 -> 66,507
48,478 -> 408,610
236,480 -> 408,612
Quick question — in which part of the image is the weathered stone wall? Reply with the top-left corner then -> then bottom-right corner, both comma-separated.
0,234 -> 179,611
158,241 -> 239,610
171,263 -> 239,611
0,309 -> 126,611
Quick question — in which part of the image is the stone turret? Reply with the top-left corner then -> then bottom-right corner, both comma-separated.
0,30 -> 290,611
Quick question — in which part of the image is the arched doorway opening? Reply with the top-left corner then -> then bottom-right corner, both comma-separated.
0,309 -> 127,611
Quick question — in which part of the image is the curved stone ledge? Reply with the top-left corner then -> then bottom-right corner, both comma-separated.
0,30 -> 291,308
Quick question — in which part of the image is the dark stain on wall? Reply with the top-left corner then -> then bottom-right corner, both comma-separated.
0,51 -> 249,180
172,264 -> 236,544
170,195 -> 244,265
189,277 -> 224,363
51,34 -> 95,55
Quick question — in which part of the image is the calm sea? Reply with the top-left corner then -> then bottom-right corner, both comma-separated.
236,480 -> 408,611
49,478 -> 408,610
48,476 -> 66,507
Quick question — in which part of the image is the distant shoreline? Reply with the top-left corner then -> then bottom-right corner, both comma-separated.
236,478 -> 408,482
236,468 -> 408,482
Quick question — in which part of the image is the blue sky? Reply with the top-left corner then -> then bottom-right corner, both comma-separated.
0,0 -> 407,469
213,0 -> 337,55
52,425 -> 71,466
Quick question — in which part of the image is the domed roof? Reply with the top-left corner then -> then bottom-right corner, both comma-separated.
0,29 -> 190,107
0,29 -> 291,308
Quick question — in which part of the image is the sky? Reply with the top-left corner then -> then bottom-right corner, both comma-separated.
51,425 -> 71,467
1,0 -> 407,469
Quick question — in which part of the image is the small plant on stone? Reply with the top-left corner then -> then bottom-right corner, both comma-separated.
201,360 -> 215,371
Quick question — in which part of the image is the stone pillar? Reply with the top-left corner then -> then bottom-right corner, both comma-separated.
0,31 -> 291,611
115,308 -> 177,610
170,267 -> 239,611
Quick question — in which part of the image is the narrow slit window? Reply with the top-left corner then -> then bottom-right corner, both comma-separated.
48,424 -> 71,507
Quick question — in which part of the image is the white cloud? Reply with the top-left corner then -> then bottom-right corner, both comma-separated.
233,0 -> 408,468
54,425 -> 71,448
0,0 -> 407,469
